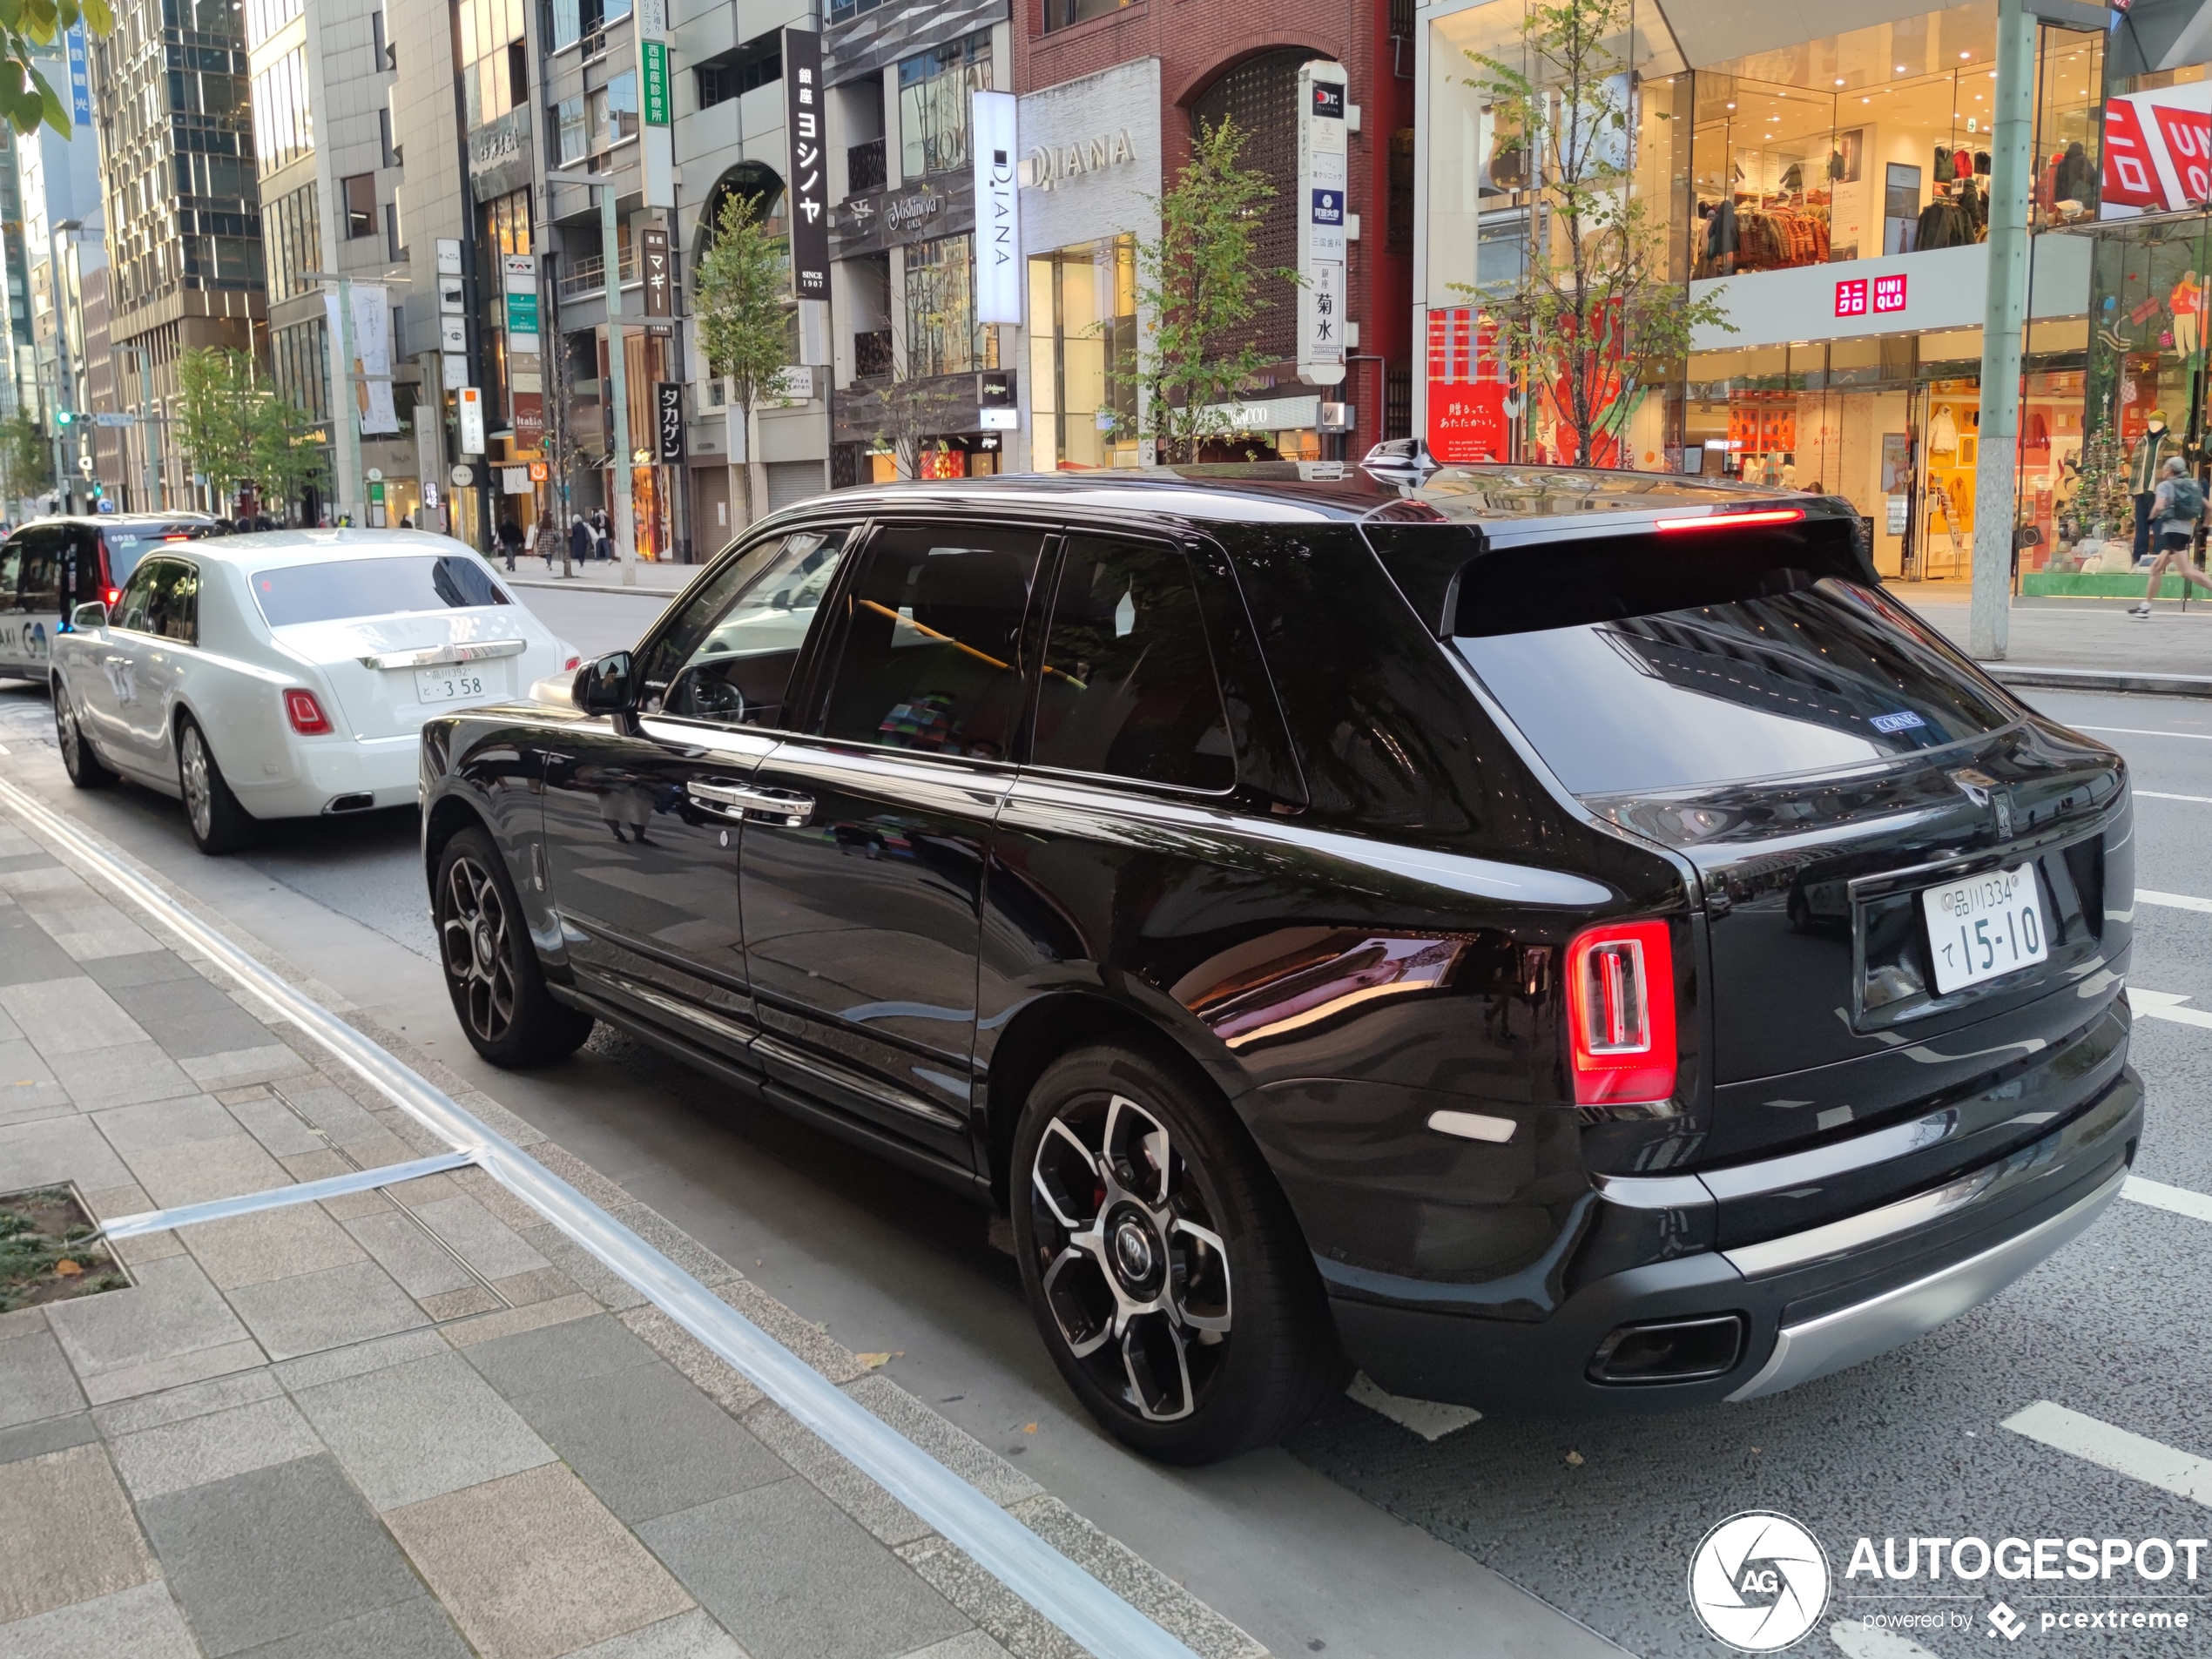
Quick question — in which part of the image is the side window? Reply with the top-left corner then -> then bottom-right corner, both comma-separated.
145,561 -> 199,645
1031,535 -> 1235,791
0,536 -> 22,606
112,558 -> 165,634
653,528 -> 852,727
815,524 -> 1045,761
17,529 -> 61,614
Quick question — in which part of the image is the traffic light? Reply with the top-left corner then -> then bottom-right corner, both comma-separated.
53,408 -> 74,427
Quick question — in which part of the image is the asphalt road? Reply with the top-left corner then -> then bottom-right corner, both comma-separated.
9,607 -> 2212,1656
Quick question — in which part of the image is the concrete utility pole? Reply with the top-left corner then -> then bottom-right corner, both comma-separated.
547,169 -> 634,586
1970,0 -> 2034,662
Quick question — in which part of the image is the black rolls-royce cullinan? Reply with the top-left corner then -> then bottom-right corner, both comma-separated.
418,464 -> 2140,1464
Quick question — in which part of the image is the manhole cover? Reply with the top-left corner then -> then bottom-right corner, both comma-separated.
1,1186 -> 130,1312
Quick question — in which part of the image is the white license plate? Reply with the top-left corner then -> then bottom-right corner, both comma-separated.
415,666 -> 489,703
1920,863 -> 2049,995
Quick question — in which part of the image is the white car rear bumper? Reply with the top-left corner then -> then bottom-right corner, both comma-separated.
233,734 -> 421,819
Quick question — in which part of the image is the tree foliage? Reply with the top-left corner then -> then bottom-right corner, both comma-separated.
174,346 -> 323,516
692,190 -> 793,524
247,391 -> 326,518
0,0 -> 110,136
1133,117 -> 1290,465
0,411 -> 52,506
1458,0 -> 1730,466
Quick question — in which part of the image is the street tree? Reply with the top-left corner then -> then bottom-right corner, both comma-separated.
0,412 -> 53,510
246,392 -> 326,523
1133,116 -> 1289,465
692,190 -> 792,528
1460,0 -> 1729,466
0,0 -> 111,136
173,347 -> 255,514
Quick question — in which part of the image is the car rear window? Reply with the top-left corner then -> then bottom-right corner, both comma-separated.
1447,530 -> 2021,796
251,555 -> 512,626
101,527 -> 201,585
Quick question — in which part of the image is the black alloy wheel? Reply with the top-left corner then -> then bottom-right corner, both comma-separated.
53,680 -> 111,788
1012,1043 -> 1345,1464
177,717 -> 254,853
434,827 -> 593,1066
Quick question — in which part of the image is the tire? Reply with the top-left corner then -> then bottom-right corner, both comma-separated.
176,715 -> 255,854
1012,1043 -> 1345,1464
52,678 -> 112,789
434,826 -> 593,1066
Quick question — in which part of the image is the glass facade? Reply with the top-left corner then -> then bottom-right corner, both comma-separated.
898,32 -> 992,180
905,232 -> 996,378
1028,234 -> 1138,470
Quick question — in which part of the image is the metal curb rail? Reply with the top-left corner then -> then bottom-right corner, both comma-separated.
98,1150 -> 480,1239
0,773 -> 1209,1659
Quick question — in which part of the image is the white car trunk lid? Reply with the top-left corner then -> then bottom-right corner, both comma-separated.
276,610 -> 536,738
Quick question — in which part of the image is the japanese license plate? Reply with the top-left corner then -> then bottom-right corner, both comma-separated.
415,666 -> 489,704
1920,863 -> 2049,995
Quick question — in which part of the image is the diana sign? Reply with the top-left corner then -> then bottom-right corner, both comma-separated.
972,90 -> 1022,325
1022,128 -> 1136,191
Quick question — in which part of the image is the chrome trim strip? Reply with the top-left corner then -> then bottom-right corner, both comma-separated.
1595,1172 -> 1713,1211
752,1033 -> 965,1130
360,638 -> 529,670
0,775 -> 1204,1659
1699,1108 -> 1959,1203
1723,1165 -> 2001,1278
1726,1168 -> 2125,1401
99,1151 -> 478,1238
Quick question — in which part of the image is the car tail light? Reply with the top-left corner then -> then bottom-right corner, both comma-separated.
563,656 -> 580,670
1564,920 -> 1677,1106
284,689 -> 333,734
1653,507 -> 1805,533
104,588 -> 119,606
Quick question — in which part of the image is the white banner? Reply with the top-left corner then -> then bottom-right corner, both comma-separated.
972,89 -> 1022,325
325,283 -> 399,435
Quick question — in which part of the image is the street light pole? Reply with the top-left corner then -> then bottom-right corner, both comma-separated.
51,219 -> 82,514
548,169 -> 633,586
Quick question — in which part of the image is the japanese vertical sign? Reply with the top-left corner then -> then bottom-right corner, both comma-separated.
637,0 -> 674,206
640,227 -> 671,318
782,30 -> 829,299
1297,60 -> 1348,385
641,41 -> 670,126
654,382 -> 685,463
1425,307 -> 1508,464
65,25 -> 91,127
503,254 -> 544,449
971,90 -> 1021,325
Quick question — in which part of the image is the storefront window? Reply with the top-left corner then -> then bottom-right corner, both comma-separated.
905,233 -> 998,378
1028,234 -> 1138,470
899,32 -> 992,179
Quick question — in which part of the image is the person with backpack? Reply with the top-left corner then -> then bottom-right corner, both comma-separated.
2132,457 -> 2212,617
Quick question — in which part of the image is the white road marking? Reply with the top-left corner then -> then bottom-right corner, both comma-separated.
2075,725 -> 2212,740
2002,1401 -> 2212,1507
2138,791 -> 2212,805
2123,1176 -> 2212,1225
1345,1372 -> 1482,1440
2140,889 -> 2212,912
1831,1618 -> 1943,1659
2127,988 -> 2212,1030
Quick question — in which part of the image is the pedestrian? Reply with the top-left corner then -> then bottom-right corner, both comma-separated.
592,509 -> 610,561
401,512 -> 415,529
570,514 -> 591,570
2131,456 -> 2212,617
497,512 -> 523,571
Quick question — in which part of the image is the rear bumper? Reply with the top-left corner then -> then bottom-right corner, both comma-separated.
233,735 -> 421,819
1331,1065 -> 2142,1414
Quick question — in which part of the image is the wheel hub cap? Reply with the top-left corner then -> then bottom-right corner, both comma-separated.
1108,1210 -> 1160,1294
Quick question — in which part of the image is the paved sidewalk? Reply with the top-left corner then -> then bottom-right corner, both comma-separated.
504,560 -> 698,597
0,812 -> 1264,1659
1898,581 -> 2212,678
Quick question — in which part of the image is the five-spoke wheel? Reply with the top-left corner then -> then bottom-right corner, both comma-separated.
1012,1044 -> 1344,1463
439,853 -> 519,1046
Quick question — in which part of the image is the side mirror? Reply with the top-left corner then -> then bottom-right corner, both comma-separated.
70,601 -> 107,630
575,651 -> 636,714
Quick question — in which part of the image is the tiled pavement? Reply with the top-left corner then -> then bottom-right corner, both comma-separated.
0,813 -> 1266,1659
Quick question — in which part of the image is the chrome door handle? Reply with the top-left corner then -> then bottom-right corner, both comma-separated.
685,781 -> 814,826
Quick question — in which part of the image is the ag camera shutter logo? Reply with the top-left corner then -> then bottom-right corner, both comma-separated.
1689,1512 -> 1831,1652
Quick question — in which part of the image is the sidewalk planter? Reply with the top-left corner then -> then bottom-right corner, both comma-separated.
0,1186 -> 128,1312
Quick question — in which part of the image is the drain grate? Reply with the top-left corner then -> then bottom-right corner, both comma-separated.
1,1184 -> 131,1312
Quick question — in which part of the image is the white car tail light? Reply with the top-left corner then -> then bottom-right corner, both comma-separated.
284,689 -> 334,734
1564,920 -> 1677,1106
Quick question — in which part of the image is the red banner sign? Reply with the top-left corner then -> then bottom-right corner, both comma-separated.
1425,307 -> 1510,464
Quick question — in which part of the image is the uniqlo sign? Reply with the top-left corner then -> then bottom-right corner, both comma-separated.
1872,273 -> 1907,313
1834,279 -> 1868,319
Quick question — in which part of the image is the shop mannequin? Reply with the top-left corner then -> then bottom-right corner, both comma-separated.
2131,412 -> 2178,562
2176,272 -> 2202,355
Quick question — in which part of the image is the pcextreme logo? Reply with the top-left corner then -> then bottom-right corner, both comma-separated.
1689,1511 -> 1831,1652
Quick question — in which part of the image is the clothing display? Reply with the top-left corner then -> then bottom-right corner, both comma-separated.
2175,274 -> 2202,355
1693,198 -> 1828,274
1928,406 -> 1960,455
2131,425 -> 2176,495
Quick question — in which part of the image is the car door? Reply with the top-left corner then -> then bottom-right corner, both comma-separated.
122,556 -> 201,772
738,520 -> 1050,1169
0,531 -> 24,673
68,549 -> 157,764
9,525 -> 64,678
539,524 -> 855,1062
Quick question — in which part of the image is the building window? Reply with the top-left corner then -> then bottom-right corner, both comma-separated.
271,315 -> 329,421
696,30 -> 779,111
898,31 -> 990,180
243,0 -> 302,50
263,179 -> 321,301
827,0 -> 888,26
1028,234 -> 1137,470
589,71 -> 637,152
460,0 -> 529,127
552,94 -> 587,164
251,45 -> 314,170
1041,0 -> 1135,31
904,233 -> 995,379
550,0 -> 630,52
342,173 -> 376,239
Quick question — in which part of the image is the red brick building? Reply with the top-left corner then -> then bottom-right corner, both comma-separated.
1014,0 -> 1415,462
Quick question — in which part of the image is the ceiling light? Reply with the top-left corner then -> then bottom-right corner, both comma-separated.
1897,64 -> 1907,72
1836,78 -> 1845,85
1726,101 -> 1736,109
1960,50 -> 1971,58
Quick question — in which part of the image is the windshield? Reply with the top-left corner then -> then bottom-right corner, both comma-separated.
251,555 -> 513,626
1458,578 -> 2022,797
103,527 -> 203,585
